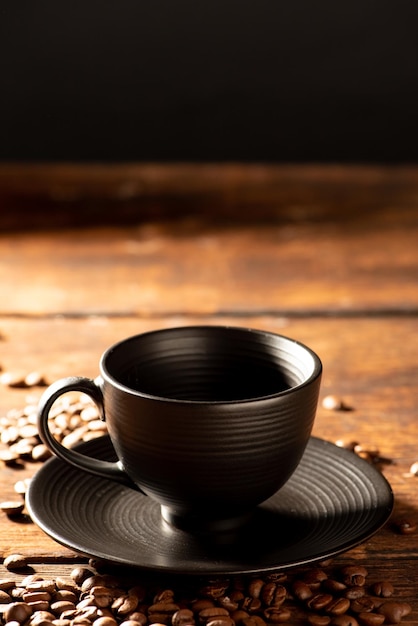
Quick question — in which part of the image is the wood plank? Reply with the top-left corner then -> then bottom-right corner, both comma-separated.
1,163 -> 418,229
1,211 -> 418,316
0,315 -> 417,620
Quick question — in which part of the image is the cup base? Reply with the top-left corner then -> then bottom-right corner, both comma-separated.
160,505 -> 254,535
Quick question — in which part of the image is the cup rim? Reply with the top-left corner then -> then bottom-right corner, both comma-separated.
99,325 -> 322,404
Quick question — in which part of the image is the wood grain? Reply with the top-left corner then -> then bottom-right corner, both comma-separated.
1,210 -> 417,316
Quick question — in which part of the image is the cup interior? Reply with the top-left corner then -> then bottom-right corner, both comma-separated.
103,326 -> 317,402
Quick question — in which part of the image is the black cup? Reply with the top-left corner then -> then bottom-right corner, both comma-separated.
38,326 -> 322,533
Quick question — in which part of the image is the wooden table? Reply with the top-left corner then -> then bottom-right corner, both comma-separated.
0,164 -> 417,624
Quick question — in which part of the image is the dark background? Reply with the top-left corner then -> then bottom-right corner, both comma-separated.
1,1 -> 418,162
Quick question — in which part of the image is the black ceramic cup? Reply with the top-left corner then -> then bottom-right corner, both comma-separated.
38,326 -> 322,533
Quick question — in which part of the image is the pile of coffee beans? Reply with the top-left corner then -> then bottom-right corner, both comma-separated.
0,393 -> 106,467
0,563 -> 412,626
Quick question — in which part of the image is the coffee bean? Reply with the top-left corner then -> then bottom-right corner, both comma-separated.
371,581 -> 394,598
50,600 -> 77,616
350,597 -> 375,614
344,587 -> 366,600
4,601 -> 33,623
241,597 -> 261,614
325,598 -> 350,616
322,579 -> 347,594
217,597 -> 239,613
377,601 -> 412,624
0,371 -> 28,388
3,554 -> 29,571
247,580 -> 264,600
292,579 -> 313,601
93,618 -> 118,626
261,583 -> 286,607
0,500 -> 25,516
261,607 -> 290,623
340,566 -> 368,587
306,593 -> 333,611
67,569 -> 91,588
303,568 -> 328,589
0,589 -> 12,603
0,578 -> 16,591
322,395 -> 349,411
330,617 -> 359,626
31,444 -> 52,462
230,609 -> 250,624
331,615 -> 359,626
307,616 -> 331,625
335,440 -> 359,453
172,609 -> 195,626
393,518 -> 417,534
198,607 -> 230,625
356,613 -> 384,626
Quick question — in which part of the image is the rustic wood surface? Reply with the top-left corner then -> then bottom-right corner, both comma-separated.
0,164 -> 417,623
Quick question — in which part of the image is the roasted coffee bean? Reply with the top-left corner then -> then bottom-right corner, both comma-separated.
0,500 -> 25,516
0,578 -> 16,591
125,612 -> 147,626
198,607 -> 230,625
199,582 -> 230,601
23,591 -> 52,604
241,597 -> 261,613
26,580 -> 56,594
3,554 -> 29,570
356,613 -> 384,626
330,617 -> 359,626
241,617 -> 265,626
14,478 -> 32,495
261,607 -> 290,623
371,580 -> 394,598
292,579 -> 313,601
350,596 -> 375,614
322,395 -> 348,411
0,588 -> 12,603
261,583 -> 286,607
393,518 -> 417,534
71,567 -> 96,586
325,597 -> 350,615
172,609 -> 195,626
247,580 -> 264,599
307,615 -> 331,625
340,566 -> 368,587
206,618 -> 235,626
93,618 -> 118,626
4,601 -> 33,623
191,600 -> 215,613
50,600 -> 77,616
230,609 -> 250,625
344,587 -> 366,601
31,444 -> 52,462
306,593 -> 333,611
322,579 -> 347,593
377,601 -> 412,623
303,568 -> 328,589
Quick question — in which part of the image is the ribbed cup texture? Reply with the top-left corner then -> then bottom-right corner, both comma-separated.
102,326 -> 322,522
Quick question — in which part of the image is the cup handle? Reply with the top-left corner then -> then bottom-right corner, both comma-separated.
37,376 -> 135,487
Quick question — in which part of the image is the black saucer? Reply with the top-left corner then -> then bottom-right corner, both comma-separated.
26,436 -> 393,576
